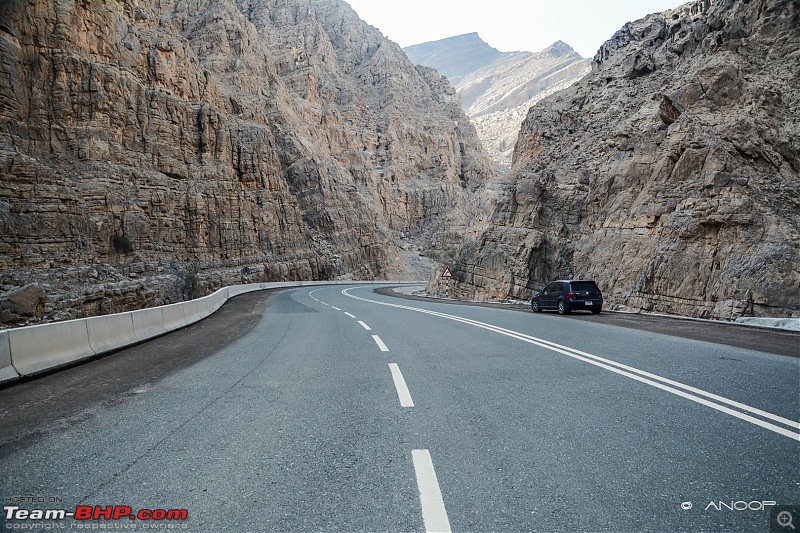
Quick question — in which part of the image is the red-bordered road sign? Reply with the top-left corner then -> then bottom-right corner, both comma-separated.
441,267 -> 453,279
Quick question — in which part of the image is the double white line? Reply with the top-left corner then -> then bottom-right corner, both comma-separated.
342,288 -> 800,441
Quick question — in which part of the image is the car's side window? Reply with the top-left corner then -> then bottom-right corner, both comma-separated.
554,282 -> 563,293
543,282 -> 556,294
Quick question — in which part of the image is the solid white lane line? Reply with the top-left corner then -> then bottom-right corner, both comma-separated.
412,449 -> 451,533
342,288 -> 800,441
528,334 -> 800,430
331,306 -> 341,311
372,335 -> 389,352
388,363 -> 414,407
344,312 -> 356,319
358,321 -> 372,331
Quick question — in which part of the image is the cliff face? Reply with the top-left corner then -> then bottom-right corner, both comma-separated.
448,0 -> 800,320
405,34 -> 590,174
0,0 -> 493,326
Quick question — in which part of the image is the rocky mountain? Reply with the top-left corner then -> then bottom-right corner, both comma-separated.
404,32 -> 505,86
0,0 -> 493,326
446,0 -> 800,320
405,33 -> 590,174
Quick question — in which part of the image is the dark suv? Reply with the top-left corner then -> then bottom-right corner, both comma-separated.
531,280 -> 603,315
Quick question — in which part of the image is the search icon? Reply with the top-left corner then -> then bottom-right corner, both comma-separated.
778,510 -> 796,530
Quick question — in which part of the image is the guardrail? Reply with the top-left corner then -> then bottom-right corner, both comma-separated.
0,280 -> 422,386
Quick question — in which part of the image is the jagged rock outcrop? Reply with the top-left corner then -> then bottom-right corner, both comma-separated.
405,34 -> 590,174
448,0 -> 800,320
0,0 -> 493,326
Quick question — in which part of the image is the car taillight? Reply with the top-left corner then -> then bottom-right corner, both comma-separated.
597,291 -> 602,298
566,291 -> 576,299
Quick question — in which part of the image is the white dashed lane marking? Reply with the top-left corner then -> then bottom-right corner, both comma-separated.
388,363 -> 414,407
412,449 -> 451,533
372,335 -> 389,352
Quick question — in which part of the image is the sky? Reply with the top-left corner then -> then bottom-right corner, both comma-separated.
343,0 -> 685,59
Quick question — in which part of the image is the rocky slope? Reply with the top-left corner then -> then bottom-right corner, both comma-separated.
405,33 -> 590,174
447,0 -> 800,320
0,0 -> 493,326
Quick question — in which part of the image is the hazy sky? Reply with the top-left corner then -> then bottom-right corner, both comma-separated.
343,0 -> 685,59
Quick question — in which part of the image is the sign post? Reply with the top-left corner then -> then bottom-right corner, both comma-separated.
441,266 -> 453,298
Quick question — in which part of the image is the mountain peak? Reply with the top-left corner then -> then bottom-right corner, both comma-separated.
403,32 -> 504,83
413,32 -> 487,46
542,40 -> 581,58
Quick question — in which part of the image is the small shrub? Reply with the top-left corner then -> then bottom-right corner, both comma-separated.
112,232 -> 134,254
318,264 -> 333,281
178,269 -> 202,300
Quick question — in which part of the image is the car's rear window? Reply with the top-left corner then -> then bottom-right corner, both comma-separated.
570,281 -> 599,291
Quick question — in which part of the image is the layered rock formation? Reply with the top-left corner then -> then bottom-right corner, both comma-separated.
448,0 -> 800,320
405,34 -> 590,174
0,0 -> 493,326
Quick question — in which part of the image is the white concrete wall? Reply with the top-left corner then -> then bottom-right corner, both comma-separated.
0,330 -> 17,385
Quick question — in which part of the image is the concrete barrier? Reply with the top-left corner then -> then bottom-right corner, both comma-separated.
182,296 -> 208,324
161,301 -> 188,332
8,319 -> 95,376
225,285 -> 244,298
227,285 -> 251,298
0,330 -> 19,386
209,288 -> 228,314
131,306 -> 167,342
183,288 -> 228,323
227,283 -> 265,297
86,312 -> 139,356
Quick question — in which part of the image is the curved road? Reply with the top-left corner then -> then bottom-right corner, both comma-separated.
1,285 -> 798,532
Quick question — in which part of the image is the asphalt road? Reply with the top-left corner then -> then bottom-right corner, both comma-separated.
0,285 -> 798,533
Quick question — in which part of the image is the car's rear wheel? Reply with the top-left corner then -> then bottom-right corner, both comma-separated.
591,308 -> 602,315
531,299 -> 541,313
557,299 -> 570,315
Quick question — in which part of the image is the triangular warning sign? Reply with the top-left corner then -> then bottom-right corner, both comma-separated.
441,267 -> 453,279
